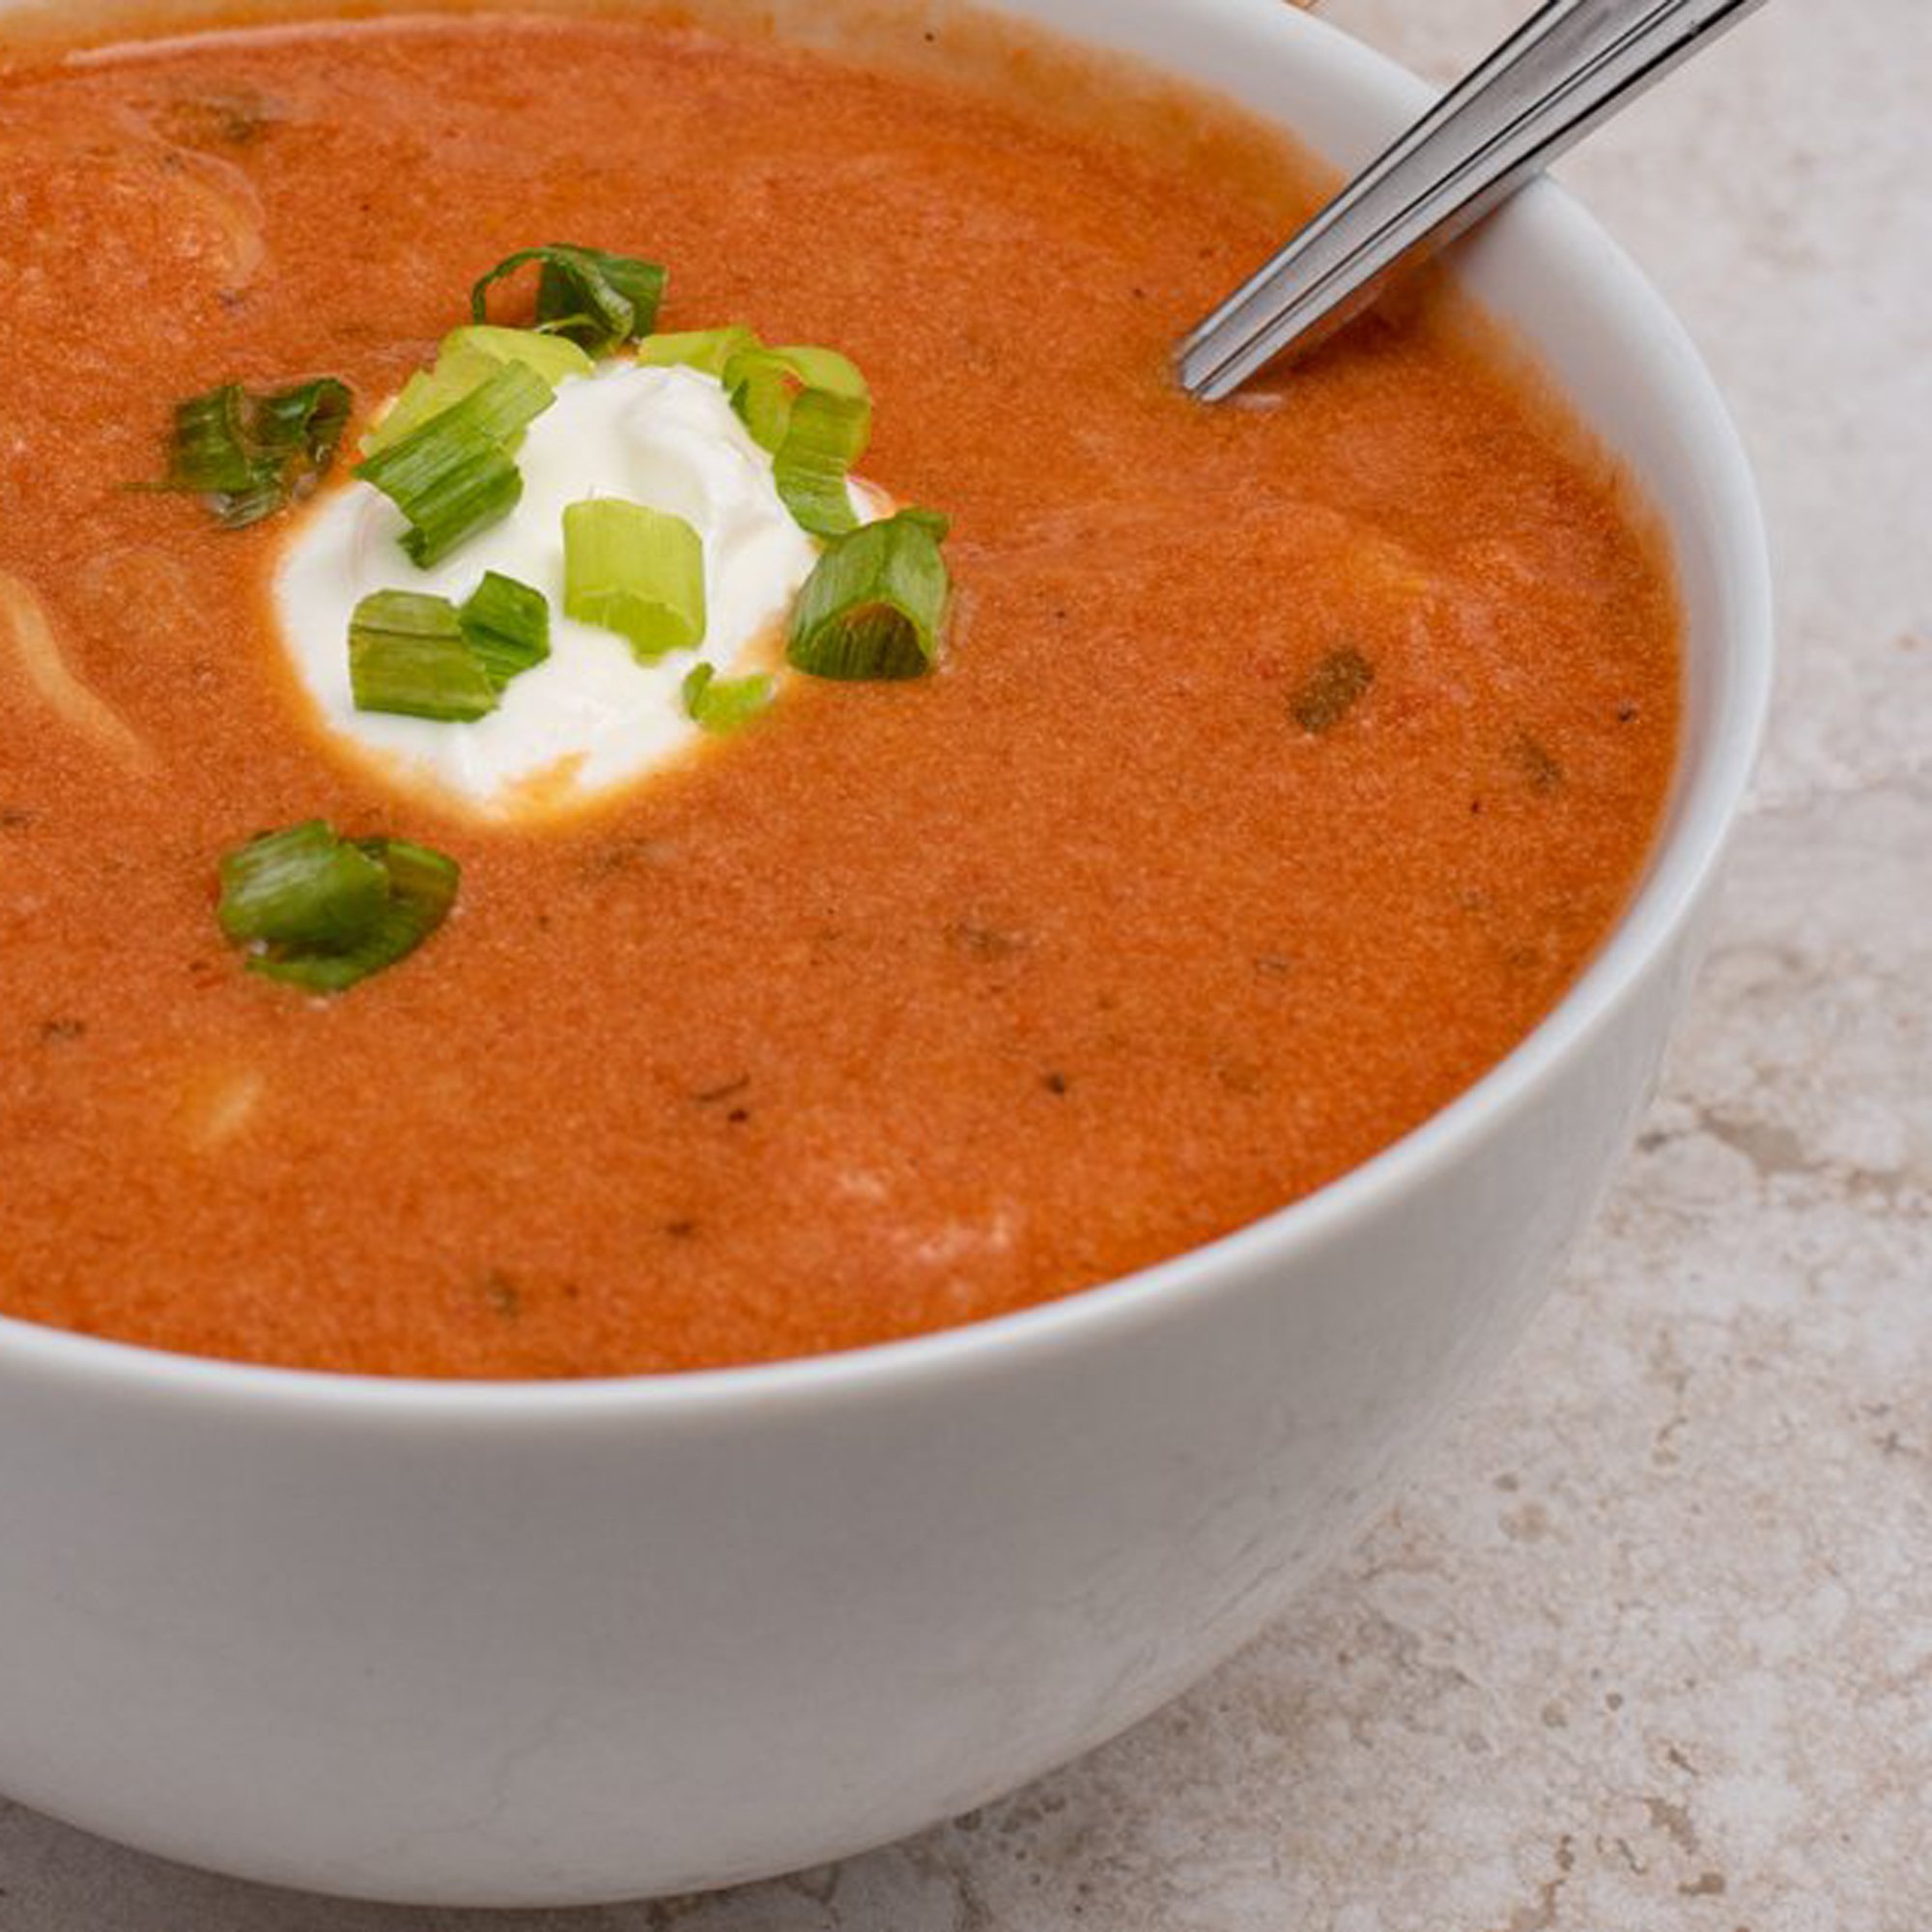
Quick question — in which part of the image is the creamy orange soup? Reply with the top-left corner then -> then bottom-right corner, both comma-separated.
0,5 -> 1680,1377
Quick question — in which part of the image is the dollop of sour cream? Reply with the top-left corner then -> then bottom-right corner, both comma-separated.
275,362 -> 872,819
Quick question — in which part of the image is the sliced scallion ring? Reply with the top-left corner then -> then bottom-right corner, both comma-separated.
354,361 -> 554,566
722,344 -> 872,537
772,387 -> 872,539
362,327 -> 591,459
683,662 -> 776,734
349,589 -> 499,722
471,244 -> 667,355
362,344 -> 501,461
460,572 -> 551,690
786,508 -> 952,681
217,821 -> 461,994
563,498 -> 706,661
157,377 -> 353,527
449,325 -> 597,386
217,819 -> 389,951
635,325 -> 760,379
723,343 -> 868,452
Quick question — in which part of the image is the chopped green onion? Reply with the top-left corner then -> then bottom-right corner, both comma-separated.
683,662 -> 775,734
723,343 -> 868,451
773,387 -> 872,538
363,327 -> 593,457
363,344 -> 500,460
460,572 -> 551,690
349,590 -> 498,722
218,819 -> 389,950
355,362 -> 553,566
422,357 -> 555,447
157,377 -> 352,527
786,509 -> 952,681
635,325 -> 760,379
218,821 -> 460,994
724,343 -> 867,449
381,446 -> 521,570
448,325 -> 597,386
471,244 -> 667,355
563,498 -> 706,661
335,837 -> 462,990
722,344 -> 872,536
165,388 -> 257,494
346,578 -> 547,718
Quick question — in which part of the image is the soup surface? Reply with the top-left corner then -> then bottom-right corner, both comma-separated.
0,3 -> 1680,1378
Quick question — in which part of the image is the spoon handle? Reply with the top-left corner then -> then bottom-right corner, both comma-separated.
1176,0 -> 1773,401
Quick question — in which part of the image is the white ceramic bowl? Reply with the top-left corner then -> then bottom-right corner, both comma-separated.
0,0 -> 1771,1907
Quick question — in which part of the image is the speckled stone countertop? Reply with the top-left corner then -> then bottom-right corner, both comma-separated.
6,1 -> 1927,1925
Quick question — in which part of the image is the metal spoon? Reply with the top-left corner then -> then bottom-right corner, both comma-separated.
1177,0 -> 1774,400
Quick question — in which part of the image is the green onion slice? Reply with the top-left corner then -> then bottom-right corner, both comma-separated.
217,821 -> 461,993
635,326 -> 760,379
471,244 -> 667,355
363,327 -> 592,459
355,362 -> 553,567
363,345 -> 499,460
218,819 -> 388,950
449,325 -> 597,386
772,387 -> 872,538
563,498 -> 706,661
722,344 -> 872,537
683,662 -> 775,734
158,377 -> 352,527
460,572 -> 551,690
786,509 -> 952,681
723,343 -> 868,451
349,590 -> 499,722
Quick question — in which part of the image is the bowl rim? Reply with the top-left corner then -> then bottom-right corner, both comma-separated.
0,0 -> 1773,1423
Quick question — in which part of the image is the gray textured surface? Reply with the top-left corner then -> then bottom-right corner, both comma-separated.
5,0 -> 1928,1923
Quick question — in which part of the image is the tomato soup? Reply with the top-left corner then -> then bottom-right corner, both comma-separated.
0,5 -> 1680,1377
